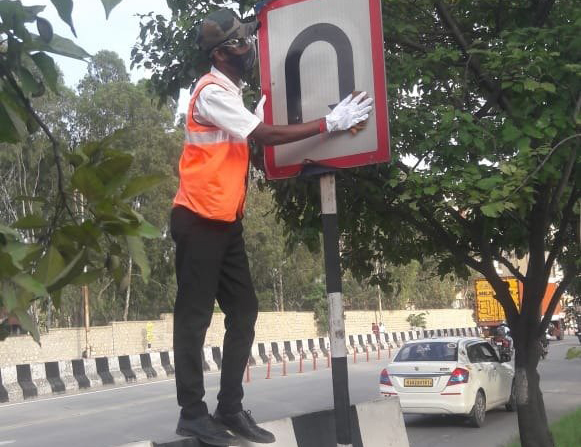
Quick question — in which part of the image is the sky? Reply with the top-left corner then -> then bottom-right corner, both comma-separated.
21,0 -> 190,112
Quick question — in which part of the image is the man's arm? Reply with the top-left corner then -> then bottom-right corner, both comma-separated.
249,120 -> 322,146
249,92 -> 373,146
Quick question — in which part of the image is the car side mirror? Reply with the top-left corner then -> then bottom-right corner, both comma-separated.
500,353 -> 511,363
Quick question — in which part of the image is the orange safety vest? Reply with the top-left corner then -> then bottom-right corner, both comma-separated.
173,74 -> 249,222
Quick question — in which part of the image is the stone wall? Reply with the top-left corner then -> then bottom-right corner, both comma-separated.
0,309 -> 475,366
344,309 -> 476,335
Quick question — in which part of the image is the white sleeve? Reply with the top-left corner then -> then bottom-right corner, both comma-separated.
195,85 -> 261,140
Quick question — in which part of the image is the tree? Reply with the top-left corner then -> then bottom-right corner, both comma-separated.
271,2 -> 578,446
406,312 -> 428,330
0,0 -> 167,341
136,1 -> 580,445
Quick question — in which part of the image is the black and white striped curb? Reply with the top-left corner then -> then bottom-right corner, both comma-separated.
0,327 -> 479,403
0,351 -> 175,403
115,398 -> 409,447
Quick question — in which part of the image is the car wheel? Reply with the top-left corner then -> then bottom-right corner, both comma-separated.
505,381 -> 517,412
469,390 -> 486,427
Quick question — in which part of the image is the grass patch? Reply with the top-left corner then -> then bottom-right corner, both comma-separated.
565,347 -> 581,360
505,407 -> 581,447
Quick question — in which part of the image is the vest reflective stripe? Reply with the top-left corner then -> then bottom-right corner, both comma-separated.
173,73 -> 249,222
184,129 -> 246,145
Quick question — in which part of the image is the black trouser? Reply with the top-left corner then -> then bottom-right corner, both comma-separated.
170,206 -> 258,420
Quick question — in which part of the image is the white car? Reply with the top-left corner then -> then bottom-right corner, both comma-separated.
379,337 -> 515,427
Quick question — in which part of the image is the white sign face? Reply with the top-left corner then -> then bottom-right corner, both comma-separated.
258,0 -> 390,179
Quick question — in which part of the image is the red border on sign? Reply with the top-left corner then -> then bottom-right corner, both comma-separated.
258,0 -> 390,180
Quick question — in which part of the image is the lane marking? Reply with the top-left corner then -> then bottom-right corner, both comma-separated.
0,382 -> 220,433
0,441 -> 16,445
0,379 -> 173,410
0,394 -> 173,432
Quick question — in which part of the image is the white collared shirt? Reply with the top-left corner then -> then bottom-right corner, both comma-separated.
193,66 -> 261,141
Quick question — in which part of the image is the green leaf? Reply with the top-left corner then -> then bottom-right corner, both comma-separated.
71,166 -> 105,201
540,82 -> 556,93
34,245 -> 65,287
517,137 -> 531,151
502,123 -> 521,142
101,0 -> 123,19
23,5 -> 46,21
97,152 -> 133,187
13,273 -> 48,297
476,177 -> 502,190
13,308 -> 40,344
0,252 -> 20,278
69,268 -> 104,286
120,174 -> 167,200
7,242 -> 42,268
127,236 -> 150,283
31,53 -> 59,93
0,102 -> 25,143
522,124 -> 544,139
46,249 -> 87,292
36,17 -> 54,43
12,214 -> 48,229
18,67 -> 44,97
0,93 -> 29,143
481,202 -> 502,218
135,220 -> 161,239
50,0 -> 76,37
1,282 -> 18,312
523,79 -> 540,91
29,34 -> 90,60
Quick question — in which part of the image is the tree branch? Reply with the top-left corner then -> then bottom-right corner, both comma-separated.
532,0 -> 556,27
389,36 -> 429,53
548,147 -> 577,216
497,254 -> 526,283
474,99 -> 494,119
415,205 -> 485,274
510,134 -> 581,198
433,0 -> 513,115
545,184 -> 579,279
3,71 -> 78,226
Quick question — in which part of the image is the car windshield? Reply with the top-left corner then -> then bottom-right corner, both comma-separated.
394,342 -> 458,362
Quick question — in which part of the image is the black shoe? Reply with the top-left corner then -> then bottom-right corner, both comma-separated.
176,414 -> 240,446
213,409 -> 276,444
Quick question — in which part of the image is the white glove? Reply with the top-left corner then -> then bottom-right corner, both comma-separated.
255,95 -> 266,122
325,92 -> 373,132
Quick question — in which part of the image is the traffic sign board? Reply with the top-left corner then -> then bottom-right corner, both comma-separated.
257,0 -> 390,180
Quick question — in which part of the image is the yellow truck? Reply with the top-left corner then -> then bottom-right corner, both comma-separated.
474,277 -> 521,331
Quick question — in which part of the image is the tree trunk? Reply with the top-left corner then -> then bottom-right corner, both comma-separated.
514,338 -> 555,447
123,257 -> 132,321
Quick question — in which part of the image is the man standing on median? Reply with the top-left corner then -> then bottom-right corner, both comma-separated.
170,8 -> 373,446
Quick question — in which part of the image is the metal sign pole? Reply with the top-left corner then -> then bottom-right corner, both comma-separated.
320,173 -> 352,447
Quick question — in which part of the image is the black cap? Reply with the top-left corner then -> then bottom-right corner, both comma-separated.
195,9 -> 258,52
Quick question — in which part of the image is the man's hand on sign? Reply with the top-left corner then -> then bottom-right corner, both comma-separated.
249,92 -> 373,146
325,92 -> 373,133
347,91 -> 369,135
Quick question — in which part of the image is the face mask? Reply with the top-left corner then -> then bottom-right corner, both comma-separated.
226,43 -> 256,75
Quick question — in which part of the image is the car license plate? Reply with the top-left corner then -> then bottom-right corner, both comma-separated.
404,378 -> 433,387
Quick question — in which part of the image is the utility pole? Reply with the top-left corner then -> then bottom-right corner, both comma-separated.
320,173 -> 352,447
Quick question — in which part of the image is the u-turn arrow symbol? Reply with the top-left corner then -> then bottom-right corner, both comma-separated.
284,23 -> 355,124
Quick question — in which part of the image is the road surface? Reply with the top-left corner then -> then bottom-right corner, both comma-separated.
0,338 -> 579,447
